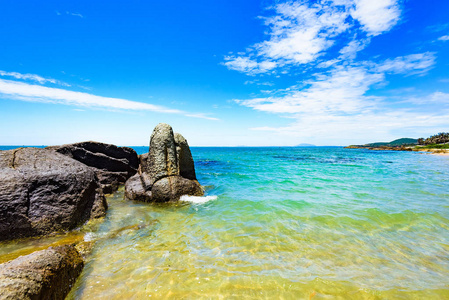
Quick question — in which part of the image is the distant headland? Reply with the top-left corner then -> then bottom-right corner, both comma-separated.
345,132 -> 449,155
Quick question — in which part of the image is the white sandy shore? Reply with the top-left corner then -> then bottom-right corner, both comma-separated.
417,149 -> 449,156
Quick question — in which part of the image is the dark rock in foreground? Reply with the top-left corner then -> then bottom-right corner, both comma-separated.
47,141 -> 139,194
125,123 -> 203,202
0,245 -> 83,300
0,148 -> 106,241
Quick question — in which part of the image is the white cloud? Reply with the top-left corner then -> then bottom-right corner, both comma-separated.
255,1 -> 349,65
405,91 -> 449,105
221,1 -> 448,144
223,0 -> 403,75
234,52 -> 440,143
0,79 -> 218,120
438,35 -> 449,41
0,70 -> 70,87
350,0 -> 402,36
236,52 -> 435,115
376,52 -> 436,75
250,110 -> 449,145
244,79 -> 274,86
339,38 -> 370,60
223,56 -> 276,75
237,65 -> 383,115
66,11 -> 84,18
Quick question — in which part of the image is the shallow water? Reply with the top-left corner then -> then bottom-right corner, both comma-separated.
1,147 -> 449,299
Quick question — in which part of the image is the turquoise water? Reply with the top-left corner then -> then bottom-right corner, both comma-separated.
1,146 -> 449,298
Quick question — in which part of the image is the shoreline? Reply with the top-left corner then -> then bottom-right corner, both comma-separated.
345,145 -> 449,156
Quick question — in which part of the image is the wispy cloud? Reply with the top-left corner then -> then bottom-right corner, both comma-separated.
438,35 -> 449,41
223,56 -> 276,75
55,11 -> 84,18
223,0 -> 403,75
67,12 -> 84,18
244,79 -> 274,86
236,53 -> 434,115
221,1 -> 449,143
233,52 -> 440,141
375,52 -> 436,75
0,70 -> 71,87
0,79 -> 218,120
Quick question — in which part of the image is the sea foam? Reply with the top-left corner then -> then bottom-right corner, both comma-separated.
180,195 -> 217,204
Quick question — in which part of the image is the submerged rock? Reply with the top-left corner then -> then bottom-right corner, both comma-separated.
125,123 -> 203,202
47,141 -> 139,194
0,148 -> 106,241
0,245 -> 83,300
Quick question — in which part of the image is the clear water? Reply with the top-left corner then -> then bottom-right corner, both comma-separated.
1,147 -> 449,299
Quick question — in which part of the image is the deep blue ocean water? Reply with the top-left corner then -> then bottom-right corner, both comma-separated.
1,146 -> 448,298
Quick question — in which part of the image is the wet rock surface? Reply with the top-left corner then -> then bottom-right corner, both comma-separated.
125,123 -> 203,202
0,245 -> 83,300
0,148 -> 106,241
47,141 -> 139,194
151,175 -> 203,202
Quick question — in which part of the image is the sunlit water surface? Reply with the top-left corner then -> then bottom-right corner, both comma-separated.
1,147 -> 448,299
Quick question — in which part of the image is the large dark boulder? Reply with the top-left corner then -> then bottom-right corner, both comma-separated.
0,245 -> 83,300
125,123 -> 203,202
47,141 -> 139,194
0,148 -> 106,241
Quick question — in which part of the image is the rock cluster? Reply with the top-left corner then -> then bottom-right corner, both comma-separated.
0,141 -> 139,241
0,124 -> 203,298
0,148 -> 107,241
0,245 -> 83,300
47,141 -> 139,194
125,123 -> 203,202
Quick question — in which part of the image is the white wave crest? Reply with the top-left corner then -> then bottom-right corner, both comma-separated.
180,195 -> 218,204
84,232 -> 96,242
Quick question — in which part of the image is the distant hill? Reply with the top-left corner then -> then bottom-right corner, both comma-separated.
295,143 -> 316,147
364,138 -> 418,147
347,138 -> 418,149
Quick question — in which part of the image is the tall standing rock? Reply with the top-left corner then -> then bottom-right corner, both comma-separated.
147,123 -> 179,186
124,123 -> 203,202
174,133 -> 196,180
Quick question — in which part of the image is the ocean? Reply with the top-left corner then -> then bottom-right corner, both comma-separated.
1,146 -> 448,299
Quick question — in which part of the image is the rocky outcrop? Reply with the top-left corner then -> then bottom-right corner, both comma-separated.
174,133 -> 197,180
148,123 -> 179,186
125,123 -> 203,202
0,245 -> 83,300
0,148 -> 106,241
151,176 -> 203,202
47,141 -> 139,194
124,173 -> 152,202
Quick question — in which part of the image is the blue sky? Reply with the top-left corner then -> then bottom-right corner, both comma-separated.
0,0 -> 448,146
